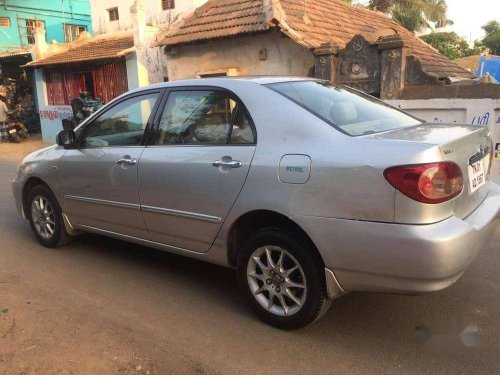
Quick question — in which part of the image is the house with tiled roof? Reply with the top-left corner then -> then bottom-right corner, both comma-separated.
153,0 -> 475,99
24,0 -> 206,142
22,28 -> 136,141
25,30 -> 134,103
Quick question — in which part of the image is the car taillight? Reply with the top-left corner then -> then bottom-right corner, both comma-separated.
384,162 -> 463,204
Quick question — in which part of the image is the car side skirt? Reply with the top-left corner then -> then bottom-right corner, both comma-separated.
69,220 -> 230,267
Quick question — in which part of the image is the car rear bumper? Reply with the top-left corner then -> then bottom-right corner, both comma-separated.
294,182 -> 500,294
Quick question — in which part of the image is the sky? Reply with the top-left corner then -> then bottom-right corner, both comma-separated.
357,0 -> 500,42
446,0 -> 500,41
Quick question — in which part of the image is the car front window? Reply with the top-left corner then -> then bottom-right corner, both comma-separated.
267,81 -> 422,136
82,93 -> 159,147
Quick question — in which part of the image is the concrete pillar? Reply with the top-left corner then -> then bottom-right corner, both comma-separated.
313,43 -> 338,81
130,0 -> 147,47
378,35 -> 407,100
127,0 -> 165,89
128,0 -> 150,89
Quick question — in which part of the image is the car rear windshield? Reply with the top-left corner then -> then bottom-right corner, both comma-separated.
267,81 -> 422,136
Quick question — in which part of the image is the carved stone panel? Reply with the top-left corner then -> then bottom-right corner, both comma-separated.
374,34 -> 407,99
335,35 -> 381,94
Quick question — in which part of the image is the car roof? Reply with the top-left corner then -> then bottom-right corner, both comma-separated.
128,76 -> 320,94
219,76 -> 318,84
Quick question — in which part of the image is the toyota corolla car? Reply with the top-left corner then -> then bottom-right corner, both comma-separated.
12,77 -> 500,329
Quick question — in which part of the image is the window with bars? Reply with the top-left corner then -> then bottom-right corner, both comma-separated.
107,7 -> 119,21
0,17 -> 10,28
64,24 -> 87,42
26,19 -> 45,44
162,0 -> 175,10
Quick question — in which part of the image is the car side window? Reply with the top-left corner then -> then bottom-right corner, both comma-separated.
81,93 -> 159,148
229,105 -> 255,144
154,90 -> 255,145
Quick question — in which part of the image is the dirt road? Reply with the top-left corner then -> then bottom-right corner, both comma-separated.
0,135 -> 46,162
1,141 -> 499,374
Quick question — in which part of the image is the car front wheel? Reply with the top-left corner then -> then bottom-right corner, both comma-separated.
238,228 -> 331,330
27,185 -> 70,248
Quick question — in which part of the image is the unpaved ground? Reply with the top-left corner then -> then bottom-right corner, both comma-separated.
0,135 -> 47,162
1,141 -> 500,374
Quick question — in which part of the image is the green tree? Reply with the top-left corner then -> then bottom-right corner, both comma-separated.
368,0 -> 448,32
481,20 -> 500,55
421,32 -> 482,59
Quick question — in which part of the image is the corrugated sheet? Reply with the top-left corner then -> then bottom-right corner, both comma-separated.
0,48 -> 31,59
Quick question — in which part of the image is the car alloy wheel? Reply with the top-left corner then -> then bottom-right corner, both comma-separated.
247,246 -> 307,317
31,195 -> 56,240
27,184 -> 71,248
241,228 -> 332,329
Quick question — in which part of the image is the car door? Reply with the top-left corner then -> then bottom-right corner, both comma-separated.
138,88 -> 257,253
60,90 -> 162,238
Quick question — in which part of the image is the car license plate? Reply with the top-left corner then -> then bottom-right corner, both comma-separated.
468,157 -> 486,194
8,129 -> 16,134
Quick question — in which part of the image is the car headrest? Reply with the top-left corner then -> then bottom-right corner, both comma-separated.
330,101 -> 357,124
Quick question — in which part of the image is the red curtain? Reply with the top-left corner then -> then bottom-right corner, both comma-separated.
45,60 -> 128,105
63,72 -> 86,103
92,61 -> 128,104
46,70 -> 86,105
46,71 -> 65,105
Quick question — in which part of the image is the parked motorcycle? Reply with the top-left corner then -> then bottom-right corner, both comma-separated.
70,92 -> 102,125
1,110 -> 30,143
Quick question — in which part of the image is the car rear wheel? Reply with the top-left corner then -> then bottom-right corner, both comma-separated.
238,228 -> 331,330
28,185 -> 70,248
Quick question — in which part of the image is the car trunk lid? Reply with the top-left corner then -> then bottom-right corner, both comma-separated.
368,123 -> 492,218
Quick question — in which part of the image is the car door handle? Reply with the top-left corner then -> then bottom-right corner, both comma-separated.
212,160 -> 242,168
116,158 -> 137,166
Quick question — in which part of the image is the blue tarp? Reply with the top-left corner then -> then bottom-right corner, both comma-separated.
475,55 -> 500,80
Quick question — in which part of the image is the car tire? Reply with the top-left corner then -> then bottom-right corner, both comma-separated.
27,184 -> 70,248
238,228 -> 331,330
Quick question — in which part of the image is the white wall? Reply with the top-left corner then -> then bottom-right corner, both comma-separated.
167,32 -> 315,81
387,98 -> 500,184
34,68 -> 73,143
90,0 -> 206,35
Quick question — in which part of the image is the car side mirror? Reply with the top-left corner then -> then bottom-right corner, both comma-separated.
56,129 -> 76,148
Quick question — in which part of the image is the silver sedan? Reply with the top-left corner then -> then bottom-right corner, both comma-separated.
12,77 -> 500,329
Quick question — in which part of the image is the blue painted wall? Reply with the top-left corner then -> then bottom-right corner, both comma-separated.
0,0 -> 92,50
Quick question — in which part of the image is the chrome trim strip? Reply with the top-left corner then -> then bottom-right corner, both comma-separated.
141,205 -> 221,224
64,195 -> 220,223
64,195 -> 141,210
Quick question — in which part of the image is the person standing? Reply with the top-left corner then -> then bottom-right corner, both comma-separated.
0,93 -> 8,124
0,93 -> 10,142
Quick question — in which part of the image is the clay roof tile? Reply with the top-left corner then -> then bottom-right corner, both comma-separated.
155,0 -> 472,79
25,32 -> 134,68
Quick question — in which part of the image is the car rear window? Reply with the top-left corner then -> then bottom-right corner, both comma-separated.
267,81 -> 422,136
